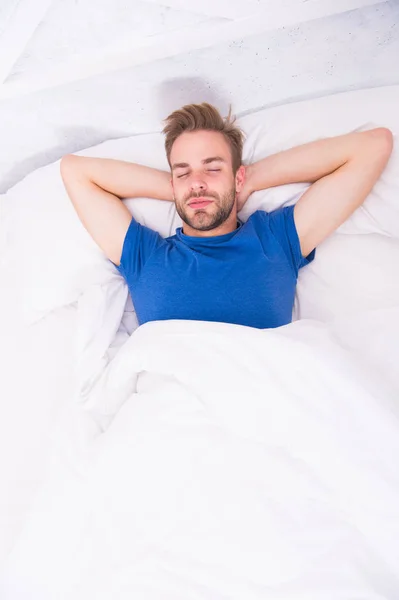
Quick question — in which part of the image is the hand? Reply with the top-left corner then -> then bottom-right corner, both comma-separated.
236,164 -> 254,212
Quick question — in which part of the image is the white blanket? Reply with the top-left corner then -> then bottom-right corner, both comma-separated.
2,314 -> 399,599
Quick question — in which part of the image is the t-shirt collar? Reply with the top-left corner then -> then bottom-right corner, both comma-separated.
176,219 -> 243,244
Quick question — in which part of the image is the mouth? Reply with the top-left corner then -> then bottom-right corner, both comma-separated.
188,197 -> 214,209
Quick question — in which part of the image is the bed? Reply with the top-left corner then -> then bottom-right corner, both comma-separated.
1,85 -> 399,599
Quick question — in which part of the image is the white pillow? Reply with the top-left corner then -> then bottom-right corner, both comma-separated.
1,135 -> 180,324
238,86 -> 399,238
293,233 -> 399,322
2,85 -> 399,325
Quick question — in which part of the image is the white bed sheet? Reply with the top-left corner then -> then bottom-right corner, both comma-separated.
0,304 -> 78,565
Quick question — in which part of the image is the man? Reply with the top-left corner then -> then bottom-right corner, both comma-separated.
60,103 -> 393,329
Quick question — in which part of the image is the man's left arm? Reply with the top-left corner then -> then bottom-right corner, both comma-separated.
243,128 -> 394,257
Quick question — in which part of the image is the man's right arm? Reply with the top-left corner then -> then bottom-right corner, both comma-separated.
60,155 -> 172,266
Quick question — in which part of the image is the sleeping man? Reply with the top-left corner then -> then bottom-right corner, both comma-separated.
60,103 -> 393,329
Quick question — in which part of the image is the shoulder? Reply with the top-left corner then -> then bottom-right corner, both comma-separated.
245,206 -> 296,235
116,217 -> 168,280
247,205 -> 300,250
244,206 -> 315,275
242,209 -> 270,230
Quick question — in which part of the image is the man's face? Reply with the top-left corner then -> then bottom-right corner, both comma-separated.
170,130 -> 240,233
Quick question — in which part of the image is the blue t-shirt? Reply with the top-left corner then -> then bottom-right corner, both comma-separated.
116,205 -> 315,329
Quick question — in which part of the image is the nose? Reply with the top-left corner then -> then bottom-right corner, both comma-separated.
190,178 -> 207,194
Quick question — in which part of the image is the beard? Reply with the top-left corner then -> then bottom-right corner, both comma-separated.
175,185 -> 236,232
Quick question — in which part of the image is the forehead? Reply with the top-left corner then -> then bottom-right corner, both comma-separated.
170,130 -> 232,167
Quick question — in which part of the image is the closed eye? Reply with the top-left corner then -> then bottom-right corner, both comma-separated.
177,169 -> 220,178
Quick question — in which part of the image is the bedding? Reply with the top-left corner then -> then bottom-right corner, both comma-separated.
1,85 -> 399,597
0,305 -> 78,565
1,314 -> 399,599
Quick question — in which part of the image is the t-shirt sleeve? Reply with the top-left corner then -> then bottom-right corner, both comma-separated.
267,204 -> 316,277
114,217 -> 164,283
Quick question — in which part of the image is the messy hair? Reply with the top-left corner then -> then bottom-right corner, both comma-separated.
162,102 -> 245,174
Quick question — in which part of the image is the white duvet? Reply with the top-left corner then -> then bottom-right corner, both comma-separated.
1,85 -> 399,598
2,315 -> 399,599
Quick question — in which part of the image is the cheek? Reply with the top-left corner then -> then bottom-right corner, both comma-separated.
172,180 -> 185,198
173,177 -> 187,191
174,185 -> 188,203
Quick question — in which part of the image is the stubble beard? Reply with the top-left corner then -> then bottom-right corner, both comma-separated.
175,186 -> 236,232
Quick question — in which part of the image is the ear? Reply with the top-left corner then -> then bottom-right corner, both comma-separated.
235,165 -> 246,194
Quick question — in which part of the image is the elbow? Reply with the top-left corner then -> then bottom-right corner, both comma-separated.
60,154 -> 74,174
368,127 -> 394,160
374,126 -> 394,147
60,154 -> 77,170
60,154 -> 84,180
356,127 -> 394,171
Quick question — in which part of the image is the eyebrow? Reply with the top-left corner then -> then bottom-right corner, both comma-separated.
171,156 -> 226,171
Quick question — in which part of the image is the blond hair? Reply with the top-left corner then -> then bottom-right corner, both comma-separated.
162,102 -> 245,174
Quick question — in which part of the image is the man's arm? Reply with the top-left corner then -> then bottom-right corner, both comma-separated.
60,155 -> 172,265
244,128 -> 394,257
